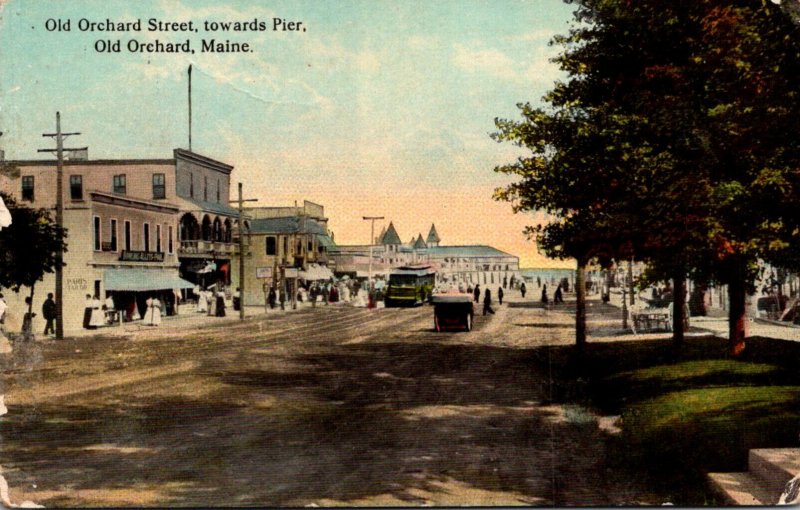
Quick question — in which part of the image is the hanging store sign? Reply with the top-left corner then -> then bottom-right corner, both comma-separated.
119,250 -> 165,262
256,267 -> 272,278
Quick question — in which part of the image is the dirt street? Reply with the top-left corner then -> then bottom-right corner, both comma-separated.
0,293 -> 661,507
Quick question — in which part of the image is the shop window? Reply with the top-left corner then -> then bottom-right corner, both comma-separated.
70,175 -> 83,200
21,176 -> 34,201
152,173 -> 165,199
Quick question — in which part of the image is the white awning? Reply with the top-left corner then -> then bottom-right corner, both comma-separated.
105,268 -> 195,292
298,264 -> 334,281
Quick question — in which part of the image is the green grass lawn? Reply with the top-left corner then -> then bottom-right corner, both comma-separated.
540,335 -> 800,505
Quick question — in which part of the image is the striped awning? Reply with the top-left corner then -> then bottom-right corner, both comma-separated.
105,268 -> 195,292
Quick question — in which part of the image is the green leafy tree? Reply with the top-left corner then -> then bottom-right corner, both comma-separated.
494,0 -> 800,354
0,192 -> 68,324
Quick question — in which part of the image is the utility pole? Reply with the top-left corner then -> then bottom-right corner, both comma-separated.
39,112 -> 85,340
362,216 -> 384,291
231,182 -> 257,320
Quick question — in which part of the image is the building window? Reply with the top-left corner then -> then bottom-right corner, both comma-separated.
168,226 -> 174,254
143,223 -> 150,252
152,173 -> 165,199
156,224 -> 162,253
204,176 -> 208,201
283,237 -> 288,258
113,174 -> 127,194
217,179 -> 221,203
124,221 -> 132,251
70,175 -> 83,200
21,176 -> 34,201
93,216 -> 101,251
189,173 -> 194,198
266,236 -> 277,255
110,219 -> 118,252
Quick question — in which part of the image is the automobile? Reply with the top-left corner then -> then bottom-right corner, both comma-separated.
431,294 -> 474,332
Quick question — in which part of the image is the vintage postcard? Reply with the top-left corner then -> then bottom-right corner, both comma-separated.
0,0 -> 798,507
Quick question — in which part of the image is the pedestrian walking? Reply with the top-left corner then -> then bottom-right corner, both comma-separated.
215,290 -> 226,317
322,284 -> 330,305
483,288 -> 495,315
279,286 -> 286,310
310,285 -> 318,308
268,287 -> 277,309
22,296 -> 36,337
42,293 -> 56,336
541,284 -> 549,304
143,296 -> 162,326
89,295 -> 105,328
498,287 -> 504,305
503,276 -> 508,289
233,287 -> 241,311
554,284 -> 564,304
83,293 -> 93,329
520,282 -> 527,298
473,284 -> 481,303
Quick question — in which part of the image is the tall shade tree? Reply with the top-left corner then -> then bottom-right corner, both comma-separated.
494,0 -> 800,355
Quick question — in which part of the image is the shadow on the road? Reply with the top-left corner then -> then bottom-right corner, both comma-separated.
1,340 -> 653,507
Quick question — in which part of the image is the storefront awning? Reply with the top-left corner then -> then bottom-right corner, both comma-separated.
105,268 -> 195,292
298,263 -> 334,281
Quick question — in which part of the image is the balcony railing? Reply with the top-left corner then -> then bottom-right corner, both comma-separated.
178,240 -> 238,256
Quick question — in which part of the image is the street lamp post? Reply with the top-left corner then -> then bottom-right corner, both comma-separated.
362,216 -> 384,291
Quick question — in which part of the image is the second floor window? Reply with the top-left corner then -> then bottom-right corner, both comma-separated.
266,236 -> 277,255
109,219 -> 118,251
21,176 -> 34,201
70,175 -> 83,200
124,221 -> 132,251
143,223 -> 150,252
156,224 -> 162,253
93,216 -> 101,251
204,176 -> 208,201
217,179 -> 221,203
113,174 -> 126,194
153,173 -> 165,199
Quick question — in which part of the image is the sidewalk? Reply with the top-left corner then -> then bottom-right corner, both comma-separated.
26,299 -> 323,340
605,289 -> 799,342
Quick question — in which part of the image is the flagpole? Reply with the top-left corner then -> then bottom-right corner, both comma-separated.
188,64 -> 192,151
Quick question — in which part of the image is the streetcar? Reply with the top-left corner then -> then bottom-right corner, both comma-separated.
384,265 -> 436,307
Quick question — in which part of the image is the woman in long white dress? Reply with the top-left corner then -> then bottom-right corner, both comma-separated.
195,288 -> 208,313
89,295 -> 105,327
143,297 -> 162,326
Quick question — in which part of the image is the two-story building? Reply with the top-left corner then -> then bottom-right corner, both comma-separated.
0,147 -> 239,332
235,201 -> 334,306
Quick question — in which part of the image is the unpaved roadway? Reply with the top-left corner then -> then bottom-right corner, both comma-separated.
1,295 -> 662,506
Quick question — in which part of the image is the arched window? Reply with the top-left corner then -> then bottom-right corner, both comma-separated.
201,215 -> 212,241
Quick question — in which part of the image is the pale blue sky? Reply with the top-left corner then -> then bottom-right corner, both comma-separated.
0,0 -> 576,266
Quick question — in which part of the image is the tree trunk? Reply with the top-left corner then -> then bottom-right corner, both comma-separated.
575,260 -> 586,347
728,276 -> 748,357
672,269 -> 686,346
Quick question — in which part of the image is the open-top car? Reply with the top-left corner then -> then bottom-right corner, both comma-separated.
431,294 -> 474,332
